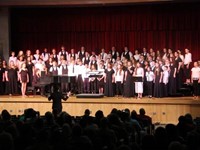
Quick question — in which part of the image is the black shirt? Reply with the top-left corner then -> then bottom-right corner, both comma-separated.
48,91 -> 68,112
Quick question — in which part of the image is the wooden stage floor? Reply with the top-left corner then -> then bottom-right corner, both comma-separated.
0,95 -> 200,124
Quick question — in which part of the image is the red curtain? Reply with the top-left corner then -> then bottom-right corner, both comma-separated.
11,3 -> 200,61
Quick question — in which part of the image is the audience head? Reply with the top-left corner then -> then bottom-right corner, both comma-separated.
95,110 -> 104,120
24,108 -> 39,120
139,108 -> 146,116
131,110 -> 138,120
168,141 -> 184,150
84,109 -> 91,117
1,110 -> 11,121
184,113 -> 193,124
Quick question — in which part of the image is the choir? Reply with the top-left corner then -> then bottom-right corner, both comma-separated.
0,46 -> 199,98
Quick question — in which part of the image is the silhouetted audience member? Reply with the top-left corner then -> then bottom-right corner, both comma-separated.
186,129 -> 200,150
84,109 -> 91,117
141,134 -> 157,150
165,124 -> 184,144
56,112 -> 72,127
94,110 -> 104,127
0,132 -> 14,150
131,110 -> 139,120
1,109 -> 11,122
44,111 -> 57,128
168,141 -> 185,150
0,107 -> 199,150
154,127 -> 168,150
125,109 -> 141,133
177,115 -> 187,138
138,108 -> 152,128
110,108 -> 118,115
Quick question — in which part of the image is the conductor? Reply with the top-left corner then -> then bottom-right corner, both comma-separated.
48,85 -> 70,114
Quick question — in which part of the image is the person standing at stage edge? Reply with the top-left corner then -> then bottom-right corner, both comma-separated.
184,48 -> 192,83
191,62 -> 200,99
19,63 -> 29,97
48,85 -> 70,114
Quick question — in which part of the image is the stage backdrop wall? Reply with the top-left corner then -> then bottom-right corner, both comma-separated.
11,3 -> 200,61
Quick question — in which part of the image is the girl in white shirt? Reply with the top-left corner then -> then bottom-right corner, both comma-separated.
17,55 -> 25,70
191,62 -> 200,98
184,49 -> 192,83
34,49 -> 41,63
115,64 -> 124,97
134,62 -> 144,99
9,51 -> 17,66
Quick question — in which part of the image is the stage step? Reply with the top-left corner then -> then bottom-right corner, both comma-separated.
76,93 -> 104,98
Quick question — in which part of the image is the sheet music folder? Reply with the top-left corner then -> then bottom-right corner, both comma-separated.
132,76 -> 143,82
88,71 -> 103,78
88,74 -> 103,78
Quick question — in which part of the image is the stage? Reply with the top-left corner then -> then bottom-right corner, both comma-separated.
0,95 -> 200,124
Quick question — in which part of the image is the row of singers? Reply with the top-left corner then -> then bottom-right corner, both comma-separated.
8,47 -> 193,84
1,59 -> 200,98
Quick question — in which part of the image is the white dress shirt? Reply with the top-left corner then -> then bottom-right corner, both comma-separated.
100,52 -> 108,61
34,54 -> 40,62
134,54 -> 140,61
35,62 -> 45,71
9,56 -> 17,66
42,53 -> 50,62
49,66 -> 59,73
146,71 -> 154,82
115,70 -> 124,83
184,53 -> 192,65
68,64 -> 76,76
76,65 -> 85,80
163,70 -> 169,84
191,67 -> 200,79
58,65 -> 67,75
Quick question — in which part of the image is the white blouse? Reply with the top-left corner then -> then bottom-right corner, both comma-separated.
115,70 -> 124,83
191,67 -> 200,79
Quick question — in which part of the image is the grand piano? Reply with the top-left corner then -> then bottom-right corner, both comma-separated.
32,74 -> 76,96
